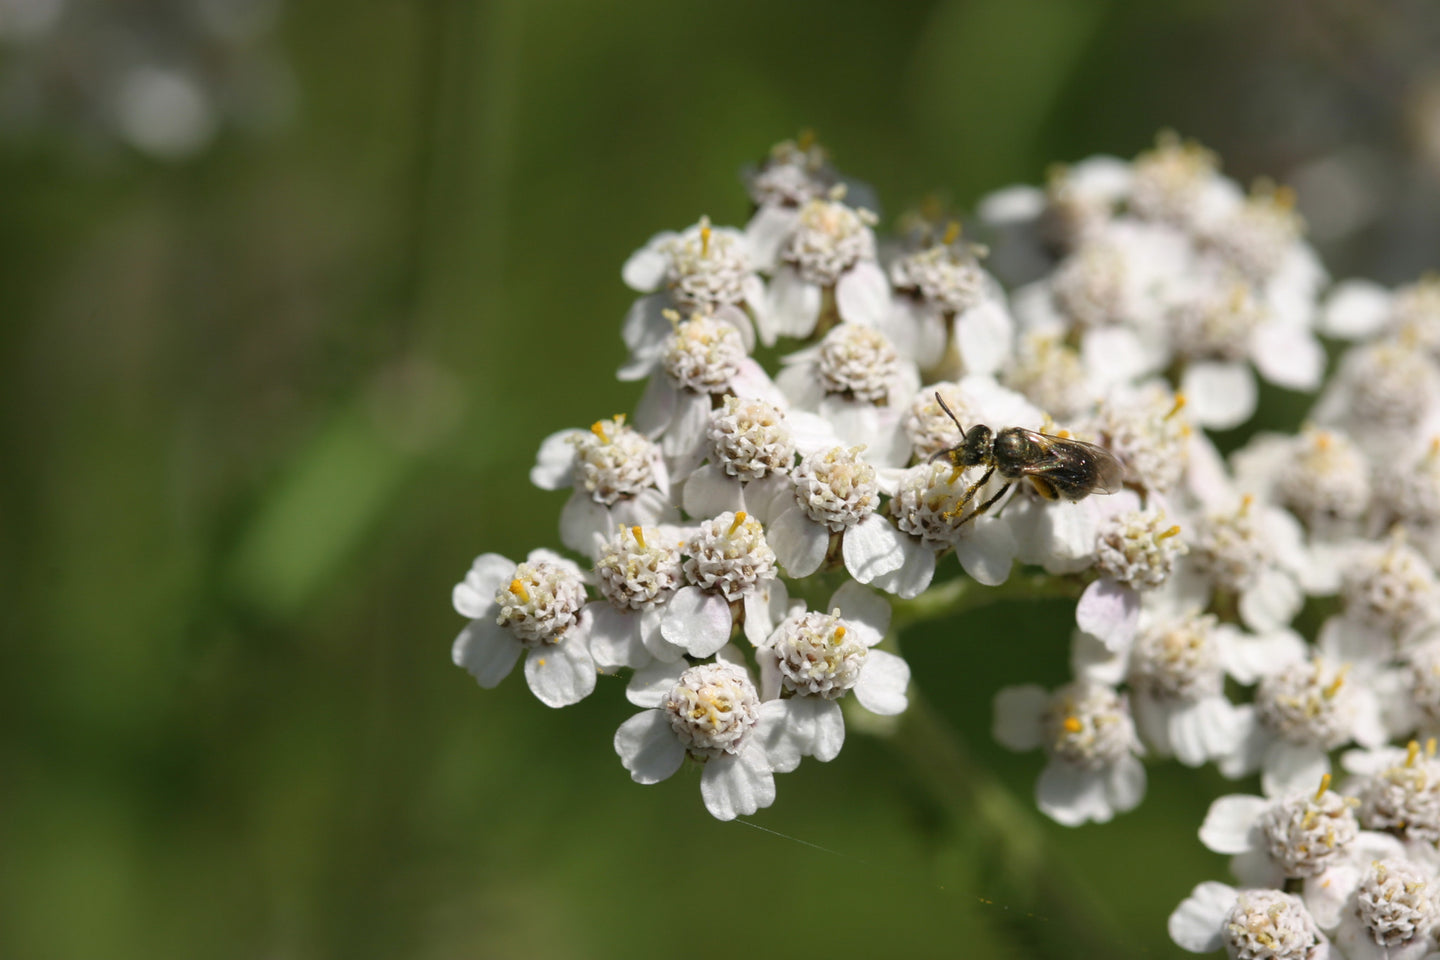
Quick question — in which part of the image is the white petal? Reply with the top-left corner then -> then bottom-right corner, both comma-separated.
1238,567 -> 1303,635
1035,760 -> 1111,826
837,514 -> 901,583
1229,844 -> 1286,889
853,650 -> 910,715
1217,706 -> 1267,780
614,710 -> 685,784
753,699 -> 802,771
743,473 -> 797,526
830,579 -> 891,645
1181,361 -> 1257,430
1169,697 -> 1243,767
660,586 -> 733,657
745,204 -> 796,275
953,298 -> 1013,377
953,517 -> 1016,586
682,463 -> 746,519
1168,882 -> 1237,954
1072,629 -> 1126,686
611,487 -> 679,530
558,490 -> 611,556
631,372 -> 677,437
1082,325 -> 1157,386
1104,753 -> 1146,815
1320,279 -> 1391,339
1252,320 -> 1325,391
1261,741 -> 1330,799
768,504 -> 829,578
620,232 -> 672,291
742,587 -> 778,646
1305,866 -> 1359,933
764,696 -> 845,765
586,602 -> 650,670
701,743 -> 775,820
530,429 -> 581,490
626,658 -> 689,707
452,617 -> 522,687
835,259 -> 891,326
1198,794 -> 1268,854
787,410 -> 841,455
977,184 -> 1045,225
1074,578 -> 1140,652
765,266 -> 822,341
1216,624 -> 1306,685
992,684 -> 1047,751
869,537 -> 937,599
452,553 -> 514,618
620,291 -> 672,354
660,391 -> 714,465
524,629 -> 596,708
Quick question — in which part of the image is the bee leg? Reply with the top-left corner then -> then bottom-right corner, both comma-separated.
958,482 -> 1013,525
942,464 -> 995,522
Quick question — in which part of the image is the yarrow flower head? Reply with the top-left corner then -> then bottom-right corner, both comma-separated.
451,550 -> 597,708
614,653 -> 794,820
587,524 -> 689,669
994,680 -> 1146,826
660,511 -> 783,656
1169,883 -> 1328,959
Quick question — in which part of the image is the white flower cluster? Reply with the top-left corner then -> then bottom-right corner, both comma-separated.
449,132 -> 1440,953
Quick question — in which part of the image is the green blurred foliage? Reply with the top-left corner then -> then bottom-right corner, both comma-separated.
0,1 -> 1413,957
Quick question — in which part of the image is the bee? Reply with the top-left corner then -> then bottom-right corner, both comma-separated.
931,392 -> 1125,523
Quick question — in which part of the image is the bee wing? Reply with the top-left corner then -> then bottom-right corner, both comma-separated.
1014,432 -> 1126,497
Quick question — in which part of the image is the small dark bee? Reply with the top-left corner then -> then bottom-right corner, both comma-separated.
931,392 -> 1125,523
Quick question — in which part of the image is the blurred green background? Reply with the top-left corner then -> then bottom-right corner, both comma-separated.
4,1 -> 1439,957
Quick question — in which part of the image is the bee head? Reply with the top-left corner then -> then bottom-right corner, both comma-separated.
955,424 -> 994,467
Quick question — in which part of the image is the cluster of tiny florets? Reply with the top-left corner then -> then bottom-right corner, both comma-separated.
448,132 -> 1440,951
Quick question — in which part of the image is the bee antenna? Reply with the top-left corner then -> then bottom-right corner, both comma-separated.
934,391 -> 968,440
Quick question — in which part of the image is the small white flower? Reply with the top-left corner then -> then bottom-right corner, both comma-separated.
1222,655 -> 1387,797
614,655 -> 796,820
993,680 -> 1146,826
1001,331 -> 1096,421
762,195 -> 888,343
776,323 -> 920,466
1203,181 -> 1305,283
1128,132 -> 1237,232
660,511 -> 784,655
743,137 -> 846,270
868,460 -> 1020,597
530,415 -> 678,555
883,237 -> 1014,378
451,549 -> 597,708
1333,858 -> 1440,960
1077,610 -> 1245,766
1188,494 -> 1308,634
766,445 -> 901,582
1338,531 -> 1440,645
1169,883 -> 1329,958
586,524 -> 689,670
1311,339 -> 1440,462
1080,382 -> 1191,498
1345,741 -> 1440,855
1075,492 -> 1187,651
1272,426 -> 1373,534
753,582 -> 909,769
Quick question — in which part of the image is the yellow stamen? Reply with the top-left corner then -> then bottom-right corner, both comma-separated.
1062,716 -> 1083,734
942,220 -> 961,246
1407,740 -> 1421,767
1167,394 -> 1187,419
631,526 -> 646,549
536,657 -> 546,667
797,128 -> 816,152
1239,493 -> 1255,517
1158,525 -> 1182,540
662,307 -> 682,331
1323,671 -> 1346,698
509,578 -> 530,604
833,625 -> 846,642
699,216 -> 712,257
1429,436 -> 1440,459
1314,773 -> 1331,801
728,511 -> 748,535
590,420 -> 608,441
1428,737 -> 1437,758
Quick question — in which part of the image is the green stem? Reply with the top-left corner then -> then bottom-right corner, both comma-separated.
888,692 -> 1129,957
889,570 -> 1085,632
